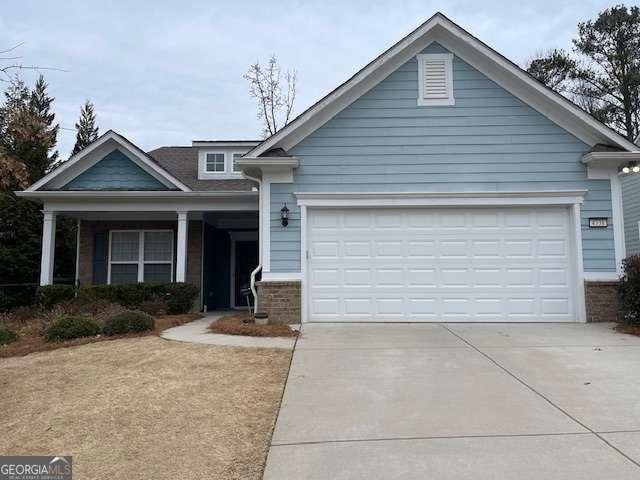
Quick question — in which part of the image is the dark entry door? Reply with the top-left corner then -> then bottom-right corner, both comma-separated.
235,240 -> 258,307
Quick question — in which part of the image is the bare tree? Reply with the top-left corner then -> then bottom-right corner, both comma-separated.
0,43 -> 67,82
244,55 -> 296,138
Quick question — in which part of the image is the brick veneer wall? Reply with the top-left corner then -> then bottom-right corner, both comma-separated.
256,280 -> 301,324
78,220 -> 202,297
584,281 -> 619,323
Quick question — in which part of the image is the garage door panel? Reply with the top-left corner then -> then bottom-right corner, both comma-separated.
307,207 -> 576,322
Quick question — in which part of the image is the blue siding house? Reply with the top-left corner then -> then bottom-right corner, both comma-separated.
20,13 -> 640,324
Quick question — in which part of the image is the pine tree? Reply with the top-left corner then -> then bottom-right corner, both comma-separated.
26,75 -> 59,181
72,100 -> 99,155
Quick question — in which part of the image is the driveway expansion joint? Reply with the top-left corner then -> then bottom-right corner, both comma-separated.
440,325 -> 640,470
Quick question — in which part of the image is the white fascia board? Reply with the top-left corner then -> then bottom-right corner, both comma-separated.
26,130 -> 191,192
582,151 -> 640,166
294,190 -> 587,207
245,14 -> 637,157
192,141 -> 260,147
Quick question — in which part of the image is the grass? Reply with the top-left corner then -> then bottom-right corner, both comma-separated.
0,311 -> 201,358
0,336 -> 292,479
209,312 -> 299,338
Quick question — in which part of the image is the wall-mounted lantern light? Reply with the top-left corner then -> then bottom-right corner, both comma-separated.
280,203 -> 290,227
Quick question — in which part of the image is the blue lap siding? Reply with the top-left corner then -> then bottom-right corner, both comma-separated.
62,149 -> 168,190
269,43 -> 615,273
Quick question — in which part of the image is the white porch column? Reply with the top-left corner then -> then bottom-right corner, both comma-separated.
176,211 -> 189,282
40,211 -> 56,285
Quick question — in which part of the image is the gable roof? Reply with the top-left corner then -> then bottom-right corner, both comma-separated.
245,12 -> 638,157
26,130 -> 192,192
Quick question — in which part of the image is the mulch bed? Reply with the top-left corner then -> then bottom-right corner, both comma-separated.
614,322 -> 640,336
208,312 -> 299,338
0,313 -> 202,358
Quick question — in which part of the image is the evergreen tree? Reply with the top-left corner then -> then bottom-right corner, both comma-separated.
0,76 -> 75,308
71,100 -> 99,155
526,5 -> 640,141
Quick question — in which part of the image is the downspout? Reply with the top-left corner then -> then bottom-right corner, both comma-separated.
242,172 -> 262,312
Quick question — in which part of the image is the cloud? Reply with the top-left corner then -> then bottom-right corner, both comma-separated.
1,0 -> 615,158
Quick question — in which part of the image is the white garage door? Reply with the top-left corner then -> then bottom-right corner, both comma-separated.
307,207 -> 576,322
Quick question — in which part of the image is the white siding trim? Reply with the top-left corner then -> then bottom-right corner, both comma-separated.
262,180 -> 271,272
260,272 -> 302,281
176,212 -> 189,283
571,203 -> 587,323
584,272 -> 619,281
295,191 -> 587,207
299,204 -> 308,323
610,174 -> 626,274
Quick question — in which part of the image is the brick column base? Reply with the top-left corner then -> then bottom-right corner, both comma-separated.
584,281 -> 619,323
256,280 -> 301,324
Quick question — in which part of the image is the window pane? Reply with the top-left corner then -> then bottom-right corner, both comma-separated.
205,153 -> 225,172
144,231 -> 173,261
232,153 -> 242,172
111,264 -> 139,284
111,232 -> 139,261
144,264 -> 172,283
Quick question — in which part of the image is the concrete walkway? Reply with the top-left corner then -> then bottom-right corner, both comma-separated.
264,322 -> 640,479
160,313 -> 297,349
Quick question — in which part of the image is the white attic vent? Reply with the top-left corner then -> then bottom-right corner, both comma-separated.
417,53 -> 454,106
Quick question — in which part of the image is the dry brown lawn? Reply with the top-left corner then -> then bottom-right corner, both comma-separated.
0,336 -> 292,479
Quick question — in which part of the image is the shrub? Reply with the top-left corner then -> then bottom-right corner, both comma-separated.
76,282 -> 197,314
36,284 -> 76,308
0,326 -> 18,345
162,283 -> 198,314
619,255 -> 640,325
103,310 -> 155,336
44,315 -> 101,342
139,299 -> 167,316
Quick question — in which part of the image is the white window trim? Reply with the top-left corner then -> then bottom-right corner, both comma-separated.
107,229 -> 174,284
198,150 -> 245,179
204,152 -> 226,174
416,53 -> 455,106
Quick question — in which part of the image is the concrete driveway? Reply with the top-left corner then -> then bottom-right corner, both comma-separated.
264,323 -> 640,479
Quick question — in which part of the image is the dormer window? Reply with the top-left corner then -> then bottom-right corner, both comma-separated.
205,153 -> 225,173
232,153 -> 243,172
416,53 -> 454,106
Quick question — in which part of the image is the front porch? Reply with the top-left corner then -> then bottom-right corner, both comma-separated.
28,191 -> 260,312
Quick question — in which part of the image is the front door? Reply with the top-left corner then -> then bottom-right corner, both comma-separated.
235,240 -> 258,307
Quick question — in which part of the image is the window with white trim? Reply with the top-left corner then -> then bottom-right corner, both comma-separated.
109,230 -> 173,284
205,153 -> 225,172
416,53 -> 454,106
232,153 -> 243,172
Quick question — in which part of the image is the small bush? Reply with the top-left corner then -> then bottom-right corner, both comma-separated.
103,310 -> 155,336
0,326 -> 18,345
36,284 -> 76,308
139,299 -> 167,316
44,315 -> 101,342
619,255 -> 640,325
163,283 -> 198,314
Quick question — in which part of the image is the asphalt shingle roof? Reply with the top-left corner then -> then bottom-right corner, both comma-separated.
147,146 -> 255,192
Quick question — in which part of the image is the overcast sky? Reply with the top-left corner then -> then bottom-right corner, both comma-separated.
2,0 -> 617,158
